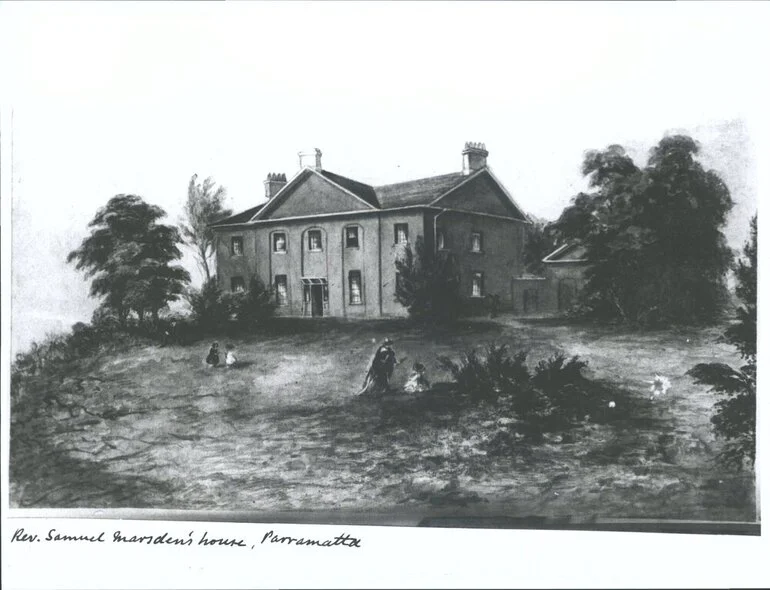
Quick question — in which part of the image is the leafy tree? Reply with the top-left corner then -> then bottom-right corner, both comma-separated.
688,215 -> 756,469
180,174 -> 232,281
67,194 -> 191,325
524,218 -> 559,274
395,236 -> 464,322
553,136 -> 734,325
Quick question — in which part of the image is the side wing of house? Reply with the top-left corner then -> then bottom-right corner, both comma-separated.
432,170 -> 528,220
255,169 -> 376,221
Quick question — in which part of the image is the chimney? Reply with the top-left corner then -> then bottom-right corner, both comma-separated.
264,172 -> 287,199
462,142 -> 489,175
298,148 -> 323,170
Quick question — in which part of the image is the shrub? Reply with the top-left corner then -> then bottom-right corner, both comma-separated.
231,277 -> 276,327
395,236 -> 465,322
186,278 -> 231,331
438,344 -> 529,401
688,215 -> 756,470
440,345 -> 608,436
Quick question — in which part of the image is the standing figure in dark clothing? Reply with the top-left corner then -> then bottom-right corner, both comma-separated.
358,338 -> 400,396
205,342 -> 220,367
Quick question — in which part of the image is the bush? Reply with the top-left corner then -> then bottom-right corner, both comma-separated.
687,215 -> 756,470
395,236 -> 466,322
187,278 -> 231,331
440,345 -> 608,436
187,276 -> 275,335
231,277 -> 276,327
438,344 -> 529,401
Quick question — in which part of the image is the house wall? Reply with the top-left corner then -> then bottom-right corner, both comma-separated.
214,229 -> 260,291
435,173 -> 526,219
430,210 -> 528,310
379,210 -> 427,317
544,262 -> 589,313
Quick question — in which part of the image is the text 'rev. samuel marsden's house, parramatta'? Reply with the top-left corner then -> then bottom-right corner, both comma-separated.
212,143 -> 547,318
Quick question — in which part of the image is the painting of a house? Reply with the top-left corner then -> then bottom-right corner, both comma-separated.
211,143 -> 531,317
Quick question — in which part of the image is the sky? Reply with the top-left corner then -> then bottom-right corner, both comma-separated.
2,1 -> 767,355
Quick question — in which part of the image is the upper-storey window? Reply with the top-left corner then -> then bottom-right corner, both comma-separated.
345,226 -> 359,248
394,223 -> 408,245
231,236 -> 244,257
471,231 -> 483,253
307,229 -> 323,252
273,232 -> 287,253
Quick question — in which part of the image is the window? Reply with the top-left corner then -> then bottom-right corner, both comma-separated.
394,223 -> 408,245
471,231 -> 483,253
231,276 -> 245,293
472,272 -> 484,298
275,275 -> 288,306
437,230 -> 447,250
231,236 -> 244,257
307,230 -> 322,252
273,232 -> 287,253
345,226 -> 359,248
349,271 -> 362,304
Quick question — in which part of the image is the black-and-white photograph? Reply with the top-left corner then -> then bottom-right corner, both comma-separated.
2,1 -> 768,587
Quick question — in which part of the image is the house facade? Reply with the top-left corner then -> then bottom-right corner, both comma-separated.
211,143 -> 532,318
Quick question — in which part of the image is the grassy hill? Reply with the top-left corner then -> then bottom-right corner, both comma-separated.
10,316 -> 755,522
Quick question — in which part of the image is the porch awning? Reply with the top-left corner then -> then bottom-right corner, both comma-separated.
300,277 -> 328,285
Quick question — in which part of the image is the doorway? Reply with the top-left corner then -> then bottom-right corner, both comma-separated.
311,284 -> 324,317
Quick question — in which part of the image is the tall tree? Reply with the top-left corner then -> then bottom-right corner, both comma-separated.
180,174 -> 232,281
395,236 -> 464,322
67,194 -> 190,325
688,215 -> 756,469
553,136 -> 734,325
523,217 -> 559,275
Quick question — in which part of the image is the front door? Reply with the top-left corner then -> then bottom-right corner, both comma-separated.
311,285 -> 324,317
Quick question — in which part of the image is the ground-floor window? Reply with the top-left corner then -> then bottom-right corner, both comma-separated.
275,275 -> 288,305
231,276 -> 245,293
471,272 -> 484,298
349,270 -> 363,304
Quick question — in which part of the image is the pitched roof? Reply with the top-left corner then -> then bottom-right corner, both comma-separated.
215,166 -> 522,225
321,170 -> 468,209
318,170 -> 380,209
374,172 -> 467,208
211,204 -> 265,226
543,242 -> 589,263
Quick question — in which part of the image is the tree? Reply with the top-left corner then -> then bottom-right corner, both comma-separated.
395,236 -> 464,322
67,194 -> 191,325
180,174 -> 232,282
523,218 -> 559,275
688,215 -> 756,469
553,135 -> 734,325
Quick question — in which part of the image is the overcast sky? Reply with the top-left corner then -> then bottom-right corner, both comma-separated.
3,1 -> 766,354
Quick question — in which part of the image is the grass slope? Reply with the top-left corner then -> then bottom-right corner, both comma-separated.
10,317 -> 756,522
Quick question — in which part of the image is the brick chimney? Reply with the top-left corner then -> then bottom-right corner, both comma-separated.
298,148 -> 323,170
264,172 -> 287,199
462,142 -> 488,175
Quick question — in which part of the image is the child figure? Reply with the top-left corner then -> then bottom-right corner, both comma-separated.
205,342 -> 220,367
225,343 -> 238,368
404,362 -> 430,393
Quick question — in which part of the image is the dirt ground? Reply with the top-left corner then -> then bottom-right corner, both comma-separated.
10,316 -> 756,523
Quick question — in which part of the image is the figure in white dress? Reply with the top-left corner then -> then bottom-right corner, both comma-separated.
225,343 -> 238,368
404,362 -> 430,394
